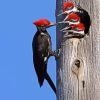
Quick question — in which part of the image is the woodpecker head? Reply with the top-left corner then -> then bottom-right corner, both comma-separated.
61,23 -> 85,35
59,13 -> 80,25
33,19 -> 56,31
67,23 -> 85,35
57,2 -> 78,16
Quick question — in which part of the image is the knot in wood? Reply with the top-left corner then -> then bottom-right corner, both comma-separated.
75,59 -> 80,68
71,59 -> 81,76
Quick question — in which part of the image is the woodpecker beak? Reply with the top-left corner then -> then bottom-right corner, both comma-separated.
58,15 -> 69,24
47,23 -> 57,28
60,26 -> 71,32
59,21 -> 80,26
58,21 -> 69,24
58,7 -> 78,16
63,15 -> 69,21
57,11 -> 67,16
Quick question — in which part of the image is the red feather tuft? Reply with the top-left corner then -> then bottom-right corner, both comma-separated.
67,13 -> 80,21
63,2 -> 74,11
33,19 -> 50,26
72,23 -> 85,30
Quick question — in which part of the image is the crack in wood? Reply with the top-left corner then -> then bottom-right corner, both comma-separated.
82,80 -> 85,88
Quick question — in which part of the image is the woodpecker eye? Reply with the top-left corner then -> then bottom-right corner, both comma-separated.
41,24 -> 47,28
45,24 -> 48,26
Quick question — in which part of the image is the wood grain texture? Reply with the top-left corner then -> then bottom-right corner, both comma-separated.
56,0 -> 100,100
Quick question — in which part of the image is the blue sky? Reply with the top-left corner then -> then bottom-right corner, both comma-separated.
0,0 -> 56,100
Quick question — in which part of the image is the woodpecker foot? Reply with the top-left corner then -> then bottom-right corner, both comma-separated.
56,48 -> 62,57
54,48 -> 63,59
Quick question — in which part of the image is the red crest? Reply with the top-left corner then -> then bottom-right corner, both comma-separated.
67,13 -> 80,21
72,23 -> 85,30
33,19 -> 50,26
63,2 -> 74,11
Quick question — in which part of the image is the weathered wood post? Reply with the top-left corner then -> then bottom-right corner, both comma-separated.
56,0 -> 100,100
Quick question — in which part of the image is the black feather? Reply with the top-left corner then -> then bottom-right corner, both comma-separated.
32,30 -> 56,94
75,7 -> 91,34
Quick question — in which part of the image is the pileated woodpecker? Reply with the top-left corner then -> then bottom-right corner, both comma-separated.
62,23 -> 85,38
59,13 -> 81,31
60,12 -> 91,36
57,2 -> 77,16
32,19 -> 57,94
58,2 -> 91,36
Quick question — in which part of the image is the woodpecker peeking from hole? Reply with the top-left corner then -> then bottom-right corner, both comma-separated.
59,10 -> 91,36
59,13 -> 80,24
58,1 -> 91,37
57,2 -> 77,16
62,23 -> 85,38
59,13 -> 81,31
32,19 -> 57,94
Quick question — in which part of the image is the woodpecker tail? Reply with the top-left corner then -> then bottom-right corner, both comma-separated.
45,73 -> 56,94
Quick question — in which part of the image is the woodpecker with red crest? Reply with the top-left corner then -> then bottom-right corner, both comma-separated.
60,12 -> 90,36
58,2 -> 77,16
59,13 -> 80,25
62,23 -> 85,38
59,13 -> 81,31
67,23 -> 85,34
58,2 -> 91,36
32,19 -> 57,94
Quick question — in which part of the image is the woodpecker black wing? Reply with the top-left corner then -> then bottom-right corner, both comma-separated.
32,31 -> 56,93
32,31 -> 50,85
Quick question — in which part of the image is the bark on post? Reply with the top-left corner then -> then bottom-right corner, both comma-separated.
56,0 -> 100,100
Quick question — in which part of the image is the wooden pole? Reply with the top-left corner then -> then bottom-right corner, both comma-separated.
56,0 -> 100,100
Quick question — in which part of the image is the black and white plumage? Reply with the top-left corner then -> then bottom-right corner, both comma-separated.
32,19 -> 56,94
75,6 -> 91,34
58,2 -> 91,36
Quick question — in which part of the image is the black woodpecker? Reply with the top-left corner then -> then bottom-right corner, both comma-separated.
32,19 -> 57,94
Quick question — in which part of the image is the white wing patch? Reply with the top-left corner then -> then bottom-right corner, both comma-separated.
40,32 -> 50,62
44,57 -> 47,62
41,32 -> 45,35
41,32 -> 47,36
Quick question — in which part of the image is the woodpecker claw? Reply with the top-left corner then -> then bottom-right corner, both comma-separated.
54,48 -> 63,59
57,48 -> 62,57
